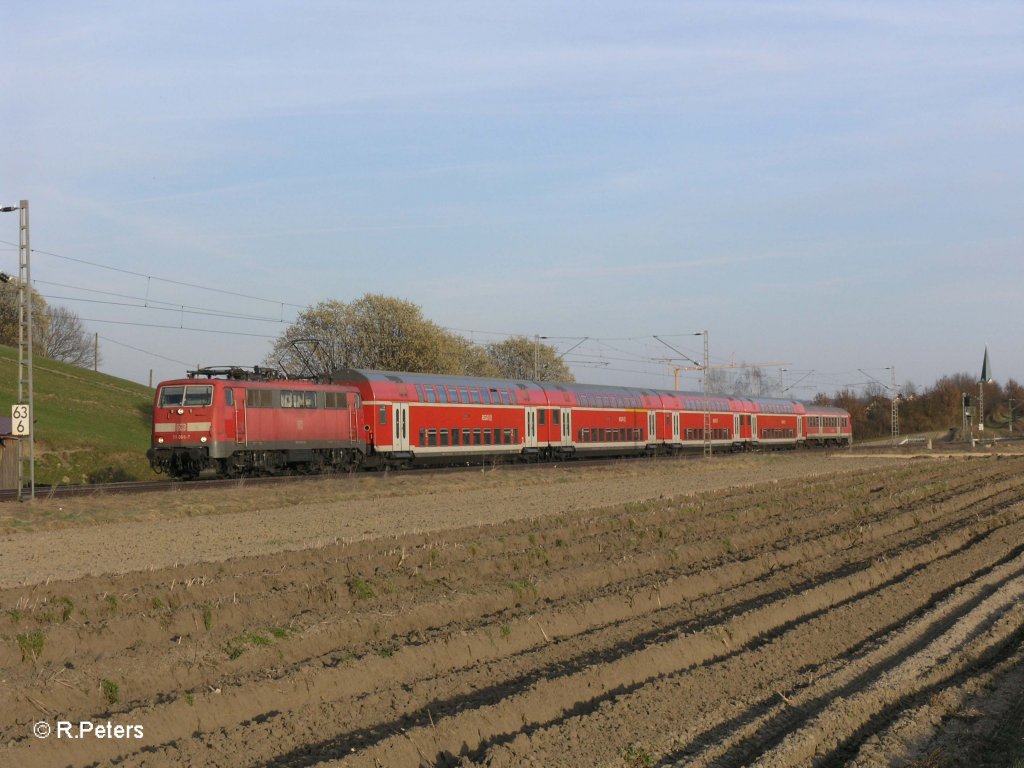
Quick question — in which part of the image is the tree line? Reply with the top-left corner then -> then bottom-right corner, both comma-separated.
817,374 -> 1024,440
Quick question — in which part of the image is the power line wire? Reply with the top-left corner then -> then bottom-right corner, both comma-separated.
35,279 -> 292,323
2,238 -> 851,389
76,317 -> 279,338
99,335 -> 192,366
0,238 -> 304,309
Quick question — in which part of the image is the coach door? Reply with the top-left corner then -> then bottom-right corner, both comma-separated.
393,403 -> 410,451
647,411 -> 657,443
734,414 -> 740,442
525,407 -> 538,448
560,409 -> 572,446
672,412 -> 680,442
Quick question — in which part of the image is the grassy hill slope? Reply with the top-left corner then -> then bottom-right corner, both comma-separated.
0,346 -> 156,485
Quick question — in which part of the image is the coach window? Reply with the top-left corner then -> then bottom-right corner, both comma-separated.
440,429 -> 449,446
473,429 -> 481,445
437,387 -> 449,403
425,387 -> 437,403
462,429 -> 471,444
483,429 -> 492,445
538,409 -> 547,426
224,388 -> 234,406
552,409 -> 560,425
379,405 -> 387,425
451,429 -> 460,446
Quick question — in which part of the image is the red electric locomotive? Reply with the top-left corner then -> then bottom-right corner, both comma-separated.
147,367 -> 365,479
147,366 -> 853,479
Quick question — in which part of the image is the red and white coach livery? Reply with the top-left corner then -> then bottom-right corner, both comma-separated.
148,366 -> 852,479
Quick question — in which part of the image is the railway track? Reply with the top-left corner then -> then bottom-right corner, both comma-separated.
0,447 -> 766,502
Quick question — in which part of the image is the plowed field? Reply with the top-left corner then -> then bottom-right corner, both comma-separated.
2,453 -> 1023,767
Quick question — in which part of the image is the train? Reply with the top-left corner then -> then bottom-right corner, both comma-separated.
146,366 -> 853,480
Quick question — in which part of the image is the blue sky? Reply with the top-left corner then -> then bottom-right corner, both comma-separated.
1,1 -> 1021,395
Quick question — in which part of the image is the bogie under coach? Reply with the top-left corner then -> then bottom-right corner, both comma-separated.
147,367 -> 852,480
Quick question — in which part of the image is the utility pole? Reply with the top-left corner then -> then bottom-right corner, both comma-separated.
701,330 -> 711,458
962,393 -> 970,440
858,366 -> 899,445
890,366 -> 899,445
653,331 -> 711,457
1008,397 -> 1016,433
1,201 -> 33,501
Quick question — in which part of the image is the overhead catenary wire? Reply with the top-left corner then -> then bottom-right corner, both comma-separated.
35,279 -> 294,324
1,238 -> 865,396
99,335 -> 192,366
0,239 -> 304,309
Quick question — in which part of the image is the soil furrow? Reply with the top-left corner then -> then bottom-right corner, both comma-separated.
2,454 -> 1023,768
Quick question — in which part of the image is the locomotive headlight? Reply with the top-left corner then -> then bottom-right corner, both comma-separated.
177,408 -> 185,415
157,437 -> 165,444
200,436 -> 208,443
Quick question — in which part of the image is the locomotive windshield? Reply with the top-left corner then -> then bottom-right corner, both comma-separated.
158,385 -> 214,408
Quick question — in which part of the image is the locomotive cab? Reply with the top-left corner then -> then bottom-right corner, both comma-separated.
148,380 -> 222,479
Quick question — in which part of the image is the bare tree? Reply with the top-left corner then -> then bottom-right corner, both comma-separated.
43,305 -> 99,368
267,294 -> 501,378
0,279 -> 49,349
484,336 -> 575,382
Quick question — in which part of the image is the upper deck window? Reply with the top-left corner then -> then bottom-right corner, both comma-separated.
159,385 -> 213,408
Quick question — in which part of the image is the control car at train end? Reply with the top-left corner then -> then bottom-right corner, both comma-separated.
147,366 -> 852,480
